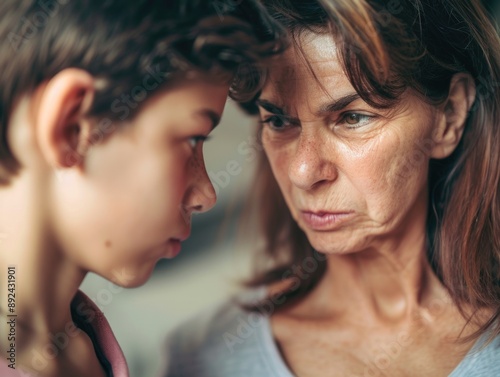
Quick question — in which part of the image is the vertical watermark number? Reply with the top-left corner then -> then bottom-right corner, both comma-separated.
6,266 -> 17,369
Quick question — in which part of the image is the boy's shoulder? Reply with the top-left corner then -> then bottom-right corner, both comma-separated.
0,291 -> 128,377
0,360 -> 34,377
71,291 -> 129,377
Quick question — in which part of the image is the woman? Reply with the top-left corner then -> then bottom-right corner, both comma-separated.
160,0 -> 500,376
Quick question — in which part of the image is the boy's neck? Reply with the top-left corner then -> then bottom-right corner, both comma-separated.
0,173 -> 86,345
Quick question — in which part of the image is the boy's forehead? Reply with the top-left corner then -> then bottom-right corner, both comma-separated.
135,77 -> 229,120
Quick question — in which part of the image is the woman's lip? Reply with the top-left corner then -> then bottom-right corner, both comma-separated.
300,211 -> 354,230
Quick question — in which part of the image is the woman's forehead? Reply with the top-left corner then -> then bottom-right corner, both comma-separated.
261,35 -> 352,105
298,32 -> 340,60
268,33 -> 341,75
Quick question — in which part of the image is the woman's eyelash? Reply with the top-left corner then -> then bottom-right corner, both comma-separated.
338,112 -> 375,128
259,112 -> 375,132
259,115 -> 292,131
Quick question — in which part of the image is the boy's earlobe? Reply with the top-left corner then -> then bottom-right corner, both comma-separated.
431,73 -> 476,159
35,68 -> 95,169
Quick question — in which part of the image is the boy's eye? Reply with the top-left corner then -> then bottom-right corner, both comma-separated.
188,135 -> 211,149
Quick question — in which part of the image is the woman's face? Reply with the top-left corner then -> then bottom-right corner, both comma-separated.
258,33 -> 441,255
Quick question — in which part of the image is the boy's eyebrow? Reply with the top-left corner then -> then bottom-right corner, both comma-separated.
316,93 -> 361,115
255,99 -> 284,115
196,109 -> 221,130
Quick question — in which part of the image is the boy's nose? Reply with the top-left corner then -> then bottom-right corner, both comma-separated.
191,181 -> 217,214
184,170 -> 217,215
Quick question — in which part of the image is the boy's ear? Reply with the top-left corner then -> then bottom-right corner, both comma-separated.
36,68 -> 95,169
431,73 -> 476,159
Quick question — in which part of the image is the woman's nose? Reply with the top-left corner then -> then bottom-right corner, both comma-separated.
288,132 -> 338,191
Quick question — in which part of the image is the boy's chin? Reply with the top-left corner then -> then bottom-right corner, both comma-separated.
102,262 -> 157,288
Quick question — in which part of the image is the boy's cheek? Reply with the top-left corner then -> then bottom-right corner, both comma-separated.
84,130 -> 142,182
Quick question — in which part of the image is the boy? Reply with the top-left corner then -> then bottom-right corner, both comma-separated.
0,1 -> 284,376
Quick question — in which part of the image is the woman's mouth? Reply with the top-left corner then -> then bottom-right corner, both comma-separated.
300,210 -> 354,231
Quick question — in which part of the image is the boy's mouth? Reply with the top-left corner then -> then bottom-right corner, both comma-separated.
166,238 -> 183,258
165,230 -> 191,258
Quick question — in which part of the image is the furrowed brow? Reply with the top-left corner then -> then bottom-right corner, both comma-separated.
316,94 -> 361,115
255,99 -> 285,115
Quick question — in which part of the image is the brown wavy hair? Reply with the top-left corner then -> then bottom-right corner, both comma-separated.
240,0 -> 500,341
0,0 -> 286,185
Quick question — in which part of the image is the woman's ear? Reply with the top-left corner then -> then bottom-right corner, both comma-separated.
35,68 -> 95,169
431,73 -> 476,159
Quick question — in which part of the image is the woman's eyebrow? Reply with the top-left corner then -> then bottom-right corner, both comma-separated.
316,93 -> 361,115
256,94 -> 361,116
255,99 -> 284,115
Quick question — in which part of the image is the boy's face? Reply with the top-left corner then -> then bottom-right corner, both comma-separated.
52,78 -> 226,287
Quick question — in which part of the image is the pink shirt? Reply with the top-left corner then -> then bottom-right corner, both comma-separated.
0,290 -> 129,377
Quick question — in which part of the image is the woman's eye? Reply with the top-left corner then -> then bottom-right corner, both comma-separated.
188,135 -> 210,149
339,113 -> 374,128
260,115 -> 292,131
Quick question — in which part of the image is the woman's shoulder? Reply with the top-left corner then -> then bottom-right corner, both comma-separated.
158,288 -> 291,377
172,292 -> 261,348
450,331 -> 500,376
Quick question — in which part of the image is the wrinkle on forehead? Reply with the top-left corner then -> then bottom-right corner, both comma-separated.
261,34 -> 354,120
297,31 -> 339,61
270,33 -> 340,80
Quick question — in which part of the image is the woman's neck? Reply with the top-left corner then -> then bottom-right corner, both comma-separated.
294,206 -> 452,325
323,244 -> 444,323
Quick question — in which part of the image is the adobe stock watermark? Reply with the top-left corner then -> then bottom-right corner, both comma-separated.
469,77 -> 500,113
396,78 -> 500,182
347,0 -> 403,58
222,249 -> 327,353
208,129 -> 264,195
360,293 -> 454,377
8,0 -> 69,52
30,268 -> 135,373
178,128 -> 265,226
212,0 -> 243,21
55,64 -> 169,183
110,64 -> 170,121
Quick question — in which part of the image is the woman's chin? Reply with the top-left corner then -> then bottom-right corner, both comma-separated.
307,234 -> 362,256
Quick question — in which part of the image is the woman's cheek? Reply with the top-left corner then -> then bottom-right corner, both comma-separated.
341,132 -> 410,219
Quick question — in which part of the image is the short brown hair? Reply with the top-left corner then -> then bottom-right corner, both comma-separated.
0,0 -> 286,184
